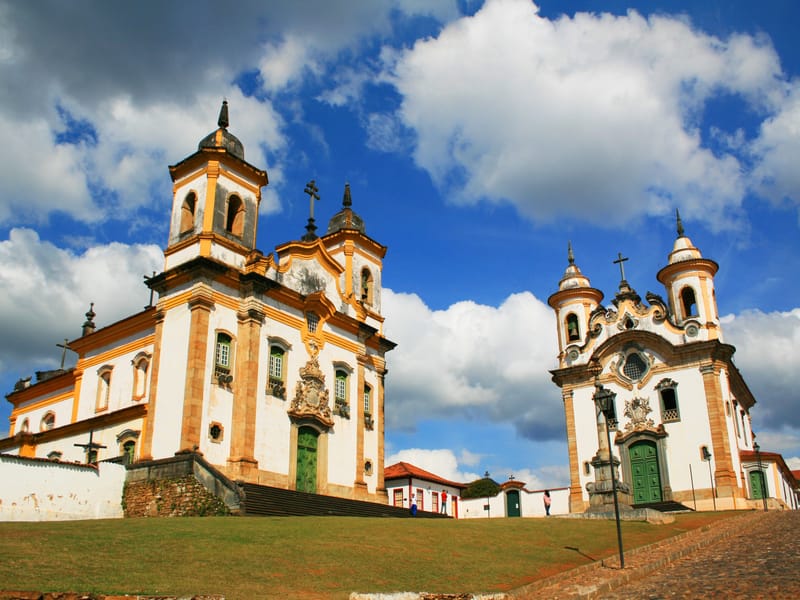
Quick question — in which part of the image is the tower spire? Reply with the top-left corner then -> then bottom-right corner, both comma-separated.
567,241 -> 575,266
217,99 -> 229,129
676,208 -> 685,238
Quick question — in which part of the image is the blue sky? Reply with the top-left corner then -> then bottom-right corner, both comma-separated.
1,0 -> 799,488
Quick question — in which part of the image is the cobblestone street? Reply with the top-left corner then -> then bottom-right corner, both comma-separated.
512,510 -> 800,599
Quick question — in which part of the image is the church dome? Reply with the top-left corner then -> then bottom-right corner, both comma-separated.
667,210 -> 702,264
198,100 -> 245,161
558,243 -> 592,290
327,183 -> 365,235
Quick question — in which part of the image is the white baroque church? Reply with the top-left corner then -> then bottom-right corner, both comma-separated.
549,217 -> 798,512
1,102 -> 395,503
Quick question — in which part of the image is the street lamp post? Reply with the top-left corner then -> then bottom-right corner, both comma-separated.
754,442 -> 768,512
593,383 -> 624,569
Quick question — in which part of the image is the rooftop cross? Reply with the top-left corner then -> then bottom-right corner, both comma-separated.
304,179 -> 320,220
613,252 -> 629,281
56,339 -> 73,369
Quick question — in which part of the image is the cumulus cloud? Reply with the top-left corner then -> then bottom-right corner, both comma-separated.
382,288 -> 562,440
385,447 -> 567,488
386,448 -> 483,482
383,0 -> 789,231
0,1 -> 457,228
722,308 -> 800,432
0,228 -> 162,379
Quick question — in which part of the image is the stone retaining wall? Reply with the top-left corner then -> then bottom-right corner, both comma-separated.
123,475 -> 231,517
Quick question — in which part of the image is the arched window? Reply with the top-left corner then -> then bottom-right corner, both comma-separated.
215,332 -> 233,383
117,429 -> 140,465
96,366 -> 113,411
268,345 -> 287,399
566,313 -> 580,342
680,286 -> 697,318
19,418 -> 30,433
360,268 -> 374,304
225,194 -> 245,237
131,353 -> 150,401
180,192 -> 196,235
40,411 -> 56,432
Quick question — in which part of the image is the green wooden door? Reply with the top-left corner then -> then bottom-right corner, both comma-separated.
506,489 -> 521,517
749,470 -> 767,499
630,441 -> 662,504
296,427 -> 318,493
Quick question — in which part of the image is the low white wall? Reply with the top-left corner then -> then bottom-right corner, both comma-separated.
0,454 -> 126,521
460,487 -> 570,518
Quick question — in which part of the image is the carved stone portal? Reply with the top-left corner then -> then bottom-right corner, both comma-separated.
288,356 -> 334,428
623,396 -> 655,433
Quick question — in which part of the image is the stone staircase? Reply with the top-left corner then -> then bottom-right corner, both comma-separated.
240,482 -> 449,518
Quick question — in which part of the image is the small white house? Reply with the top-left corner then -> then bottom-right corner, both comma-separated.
384,462 -> 466,517
460,479 -> 570,518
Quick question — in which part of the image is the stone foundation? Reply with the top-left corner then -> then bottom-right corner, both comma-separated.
123,475 -> 231,517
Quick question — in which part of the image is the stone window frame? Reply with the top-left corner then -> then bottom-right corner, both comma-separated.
40,411 -> 56,432
565,313 -> 581,342
208,421 -> 224,443
131,351 -> 151,402
225,194 -> 245,237
333,362 -> 352,419
96,365 -> 113,412
363,383 -> 373,430
267,337 -> 292,399
179,190 -> 197,236
116,429 -> 141,465
360,267 -> 374,304
655,378 -> 681,423
214,330 -> 235,385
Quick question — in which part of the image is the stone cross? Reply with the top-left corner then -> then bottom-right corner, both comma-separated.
613,252 -> 629,281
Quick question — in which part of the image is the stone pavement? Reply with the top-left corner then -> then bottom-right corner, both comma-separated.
510,510 -> 800,599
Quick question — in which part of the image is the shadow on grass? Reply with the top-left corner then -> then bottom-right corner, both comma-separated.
564,545 -> 597,562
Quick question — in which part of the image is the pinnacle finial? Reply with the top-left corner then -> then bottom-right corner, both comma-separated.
218,100 -> 229,129
82,302 -> 96,337
342,183 -> 352,208
676,208 -> 685,238
567,241 -> 575,265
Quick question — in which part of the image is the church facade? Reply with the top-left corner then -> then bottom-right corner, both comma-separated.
1,102 -> 395,503
549,218 -> 798,513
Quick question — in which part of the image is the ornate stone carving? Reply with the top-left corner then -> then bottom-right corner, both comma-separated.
623,396 -> 655,432
288,354 -> 333,428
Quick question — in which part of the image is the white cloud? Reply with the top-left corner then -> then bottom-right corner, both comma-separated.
384,0 -> 788,231
722,308 -> 800,433
383,288 -> 561,440
386,448 -> 482,482
0,229 -> 162,378
749,82 -> 800,215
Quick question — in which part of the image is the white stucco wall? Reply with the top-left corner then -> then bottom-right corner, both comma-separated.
460,487 -> 569,519
0,455 -> 125,521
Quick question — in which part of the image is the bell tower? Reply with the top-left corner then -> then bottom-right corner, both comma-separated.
548,243 -> 604,366
656,210 -> 721,341
164,101 -> 268,271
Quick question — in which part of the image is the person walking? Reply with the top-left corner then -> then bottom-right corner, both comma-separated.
410,494 -> 418,516
441,490 -> 448,515
543,490 -> 552,516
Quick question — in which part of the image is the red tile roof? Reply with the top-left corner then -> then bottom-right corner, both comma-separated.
384,461 -> 467,489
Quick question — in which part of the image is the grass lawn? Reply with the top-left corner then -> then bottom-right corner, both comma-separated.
0,511 -> 739,599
